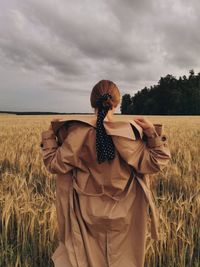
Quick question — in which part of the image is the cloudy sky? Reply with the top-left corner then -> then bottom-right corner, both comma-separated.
0,0 -> 199,113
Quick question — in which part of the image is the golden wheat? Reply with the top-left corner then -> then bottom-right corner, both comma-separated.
0,115 -> 199,267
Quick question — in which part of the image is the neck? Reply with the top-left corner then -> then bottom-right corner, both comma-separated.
94,109 -> 113,121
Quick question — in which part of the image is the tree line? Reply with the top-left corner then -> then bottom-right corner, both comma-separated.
120,70 -> 200,115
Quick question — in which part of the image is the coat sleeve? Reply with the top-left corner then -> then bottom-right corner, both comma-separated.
112,124 -> 171,174
40,129 -> 77,174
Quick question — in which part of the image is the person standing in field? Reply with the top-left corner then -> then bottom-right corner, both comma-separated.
40,80 -> 171,267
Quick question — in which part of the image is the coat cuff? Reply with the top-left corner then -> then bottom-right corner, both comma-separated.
143,124 -> 165,148
40,129 -> 58,149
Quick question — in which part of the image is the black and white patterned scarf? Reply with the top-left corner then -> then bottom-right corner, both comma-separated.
95,93 -> 115,164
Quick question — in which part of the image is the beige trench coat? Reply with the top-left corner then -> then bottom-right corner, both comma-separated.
40,115 -> 171,267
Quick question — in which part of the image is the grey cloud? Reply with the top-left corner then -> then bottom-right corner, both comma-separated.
0,0 -> 200,112
151,0 -> 200,69
45,79 -> 91,95
0,15 -> 85,77
0,0 -> 164,89
18,0 -> 150,66
162,23 -> 200,68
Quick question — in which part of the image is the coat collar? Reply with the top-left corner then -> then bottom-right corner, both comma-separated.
51,115 -> 144,140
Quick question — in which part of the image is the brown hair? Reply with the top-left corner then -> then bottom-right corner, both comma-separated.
90,80 -> 121,110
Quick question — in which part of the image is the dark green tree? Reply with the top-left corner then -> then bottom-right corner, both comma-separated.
121,70 -> 200,115
120,94 -> 132,114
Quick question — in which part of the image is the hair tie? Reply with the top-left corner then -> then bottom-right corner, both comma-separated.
95,93 -> 115,164
96,93 -> 112,110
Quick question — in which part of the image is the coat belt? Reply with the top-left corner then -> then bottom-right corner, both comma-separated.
72,168 -> 159,241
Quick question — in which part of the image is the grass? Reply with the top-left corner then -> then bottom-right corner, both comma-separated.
0,115 -> 199,267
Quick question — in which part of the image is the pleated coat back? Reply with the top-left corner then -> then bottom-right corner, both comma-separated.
40,115 -> 171,267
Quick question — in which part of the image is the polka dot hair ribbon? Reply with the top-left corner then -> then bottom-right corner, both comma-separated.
95,93 -> 115,164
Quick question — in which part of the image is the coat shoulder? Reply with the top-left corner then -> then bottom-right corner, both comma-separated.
51,116 -> 96,135
51,116 -> 146,142
53,120 -> 93,145
51,116 -> 164,144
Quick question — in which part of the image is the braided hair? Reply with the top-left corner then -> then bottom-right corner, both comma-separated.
95,93 -> 116,164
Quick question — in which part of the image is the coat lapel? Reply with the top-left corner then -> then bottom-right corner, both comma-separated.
51,115 -> 144,140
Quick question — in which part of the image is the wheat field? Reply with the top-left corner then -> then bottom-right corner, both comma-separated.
0,114 -> 199,267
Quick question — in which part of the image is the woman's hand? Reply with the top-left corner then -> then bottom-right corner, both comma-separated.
133,116 -> 154,130
48,117 -> 62,130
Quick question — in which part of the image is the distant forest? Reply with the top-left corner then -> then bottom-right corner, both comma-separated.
1,70 -> 200,115
120,70 -> 200,115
